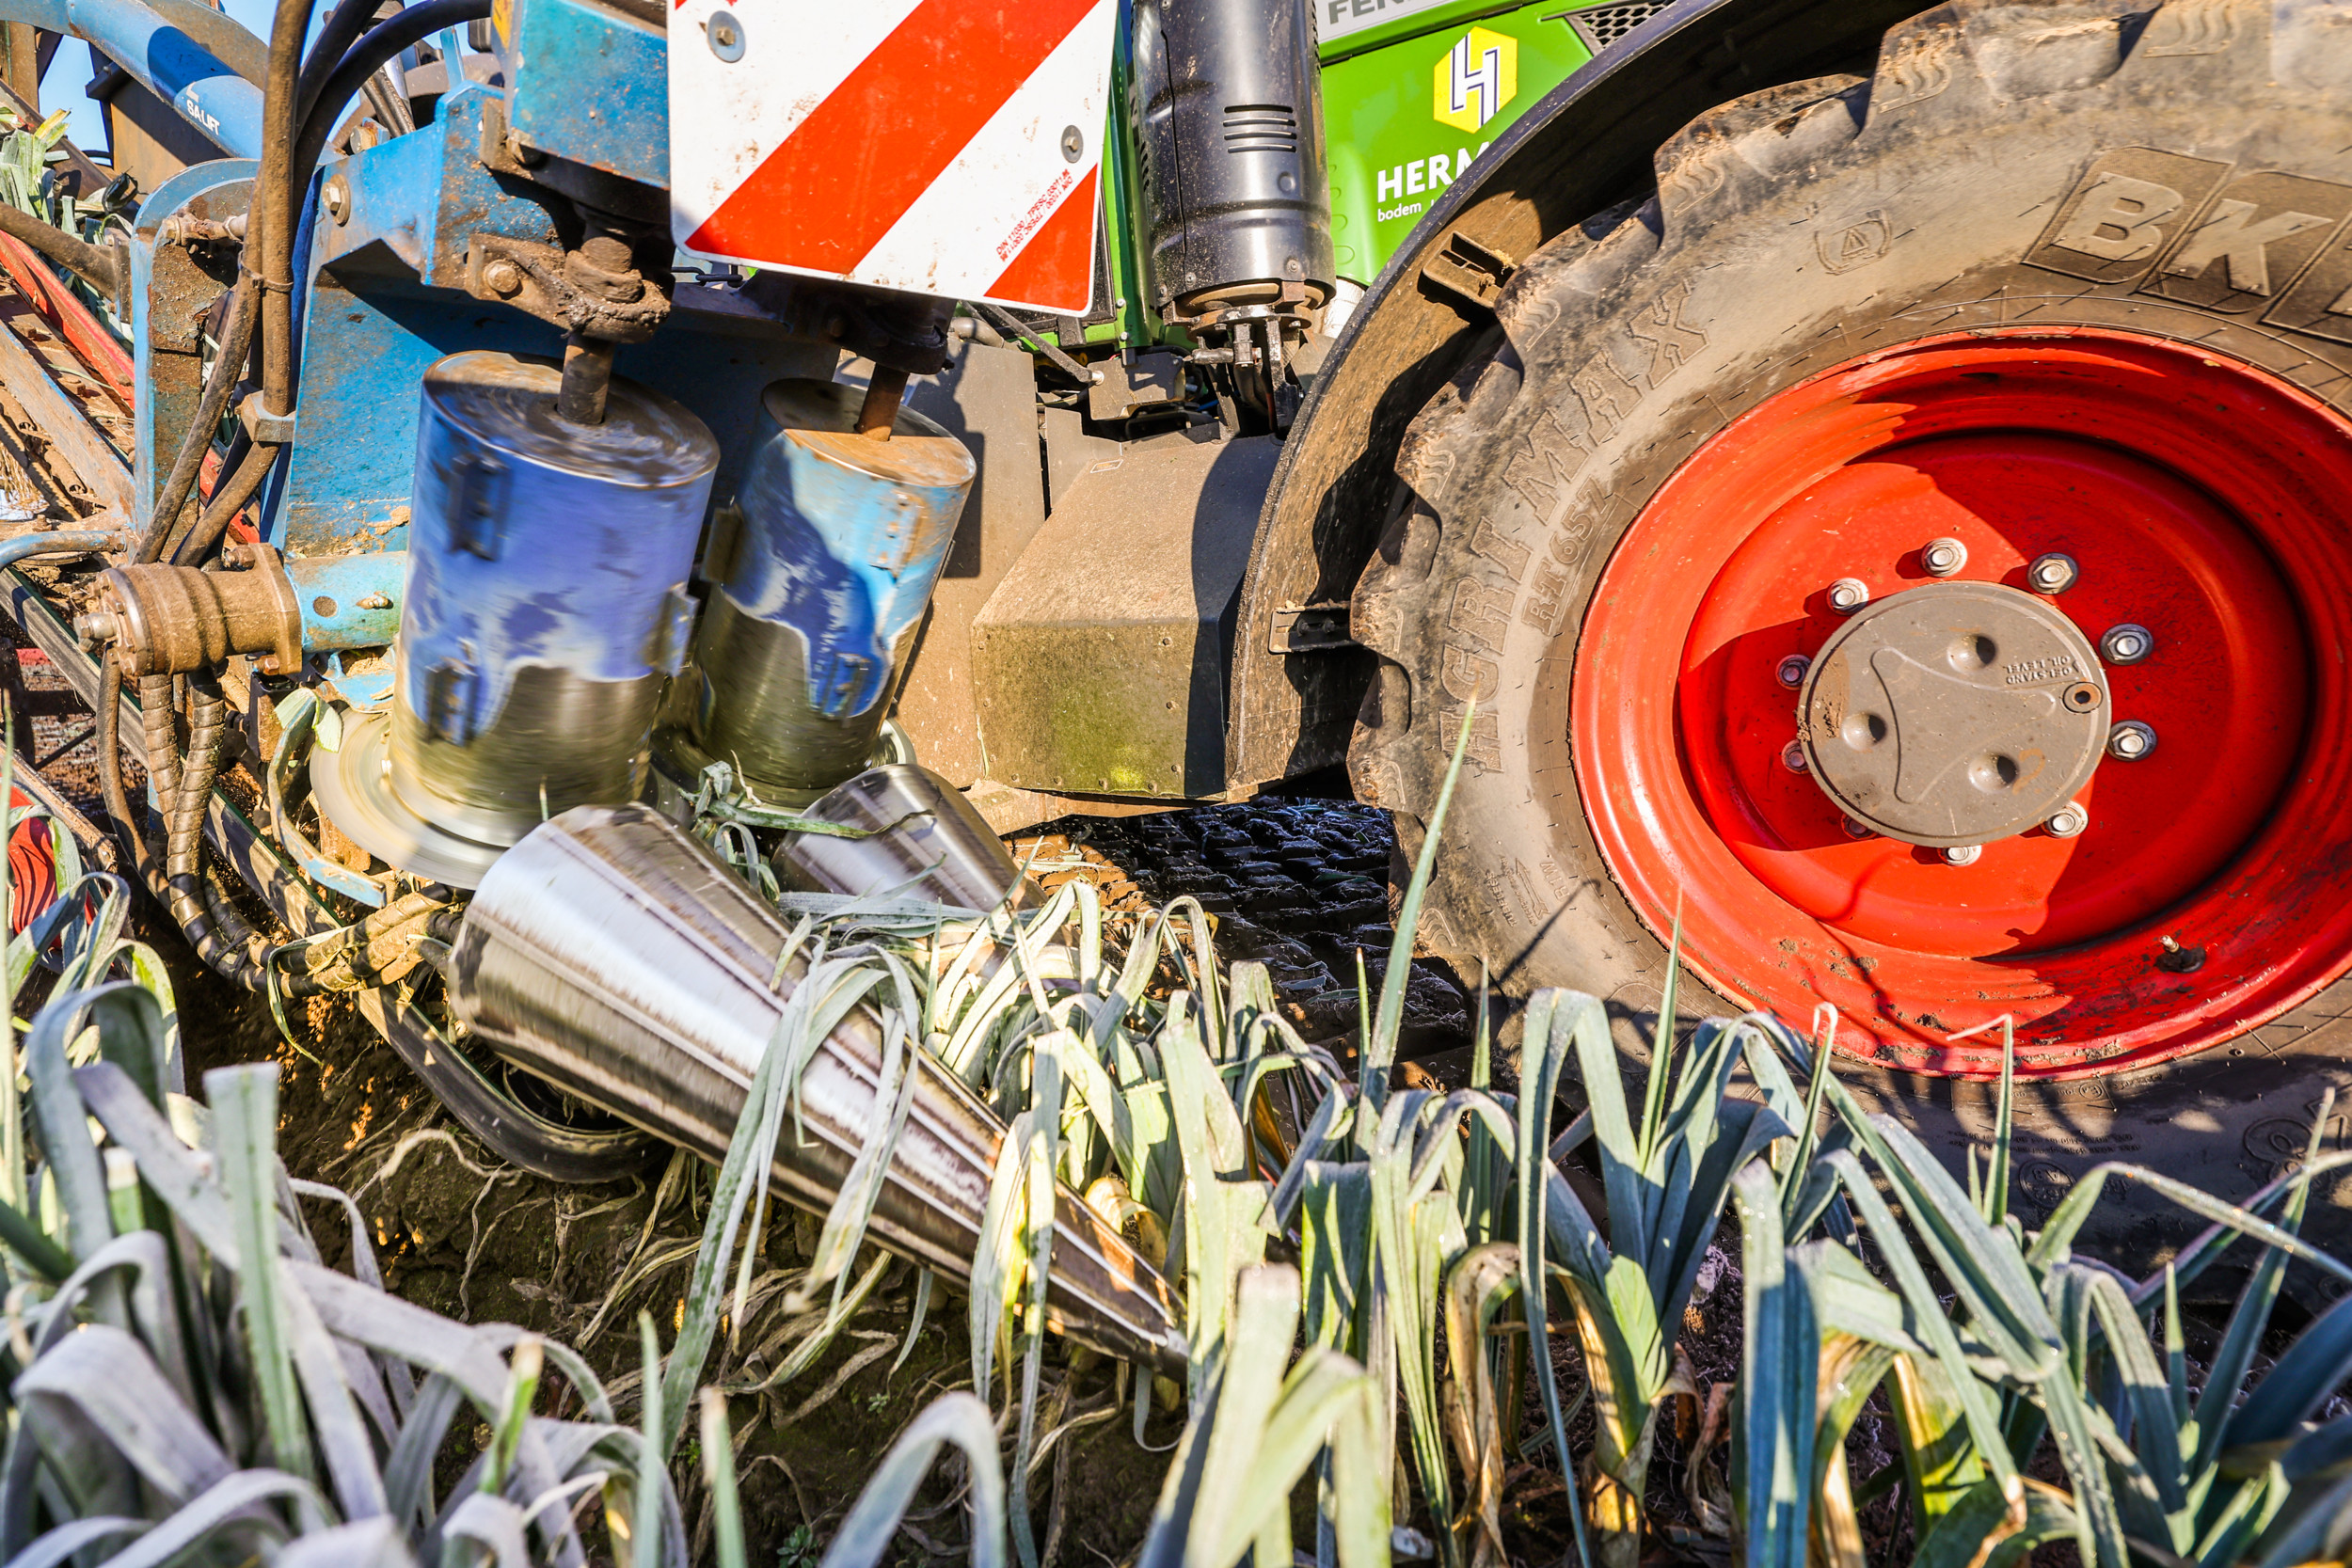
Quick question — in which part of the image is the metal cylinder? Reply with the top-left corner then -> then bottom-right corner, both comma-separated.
1131,0 -> 1333,328
386,350 -> 717,856
771,763 -> 1032,912
450,802 -> 1185,1373
672,378 -> 974,803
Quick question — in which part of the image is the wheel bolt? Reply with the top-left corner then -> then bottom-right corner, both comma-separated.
1781,739 -> 1808,773
2045,803 -> 2089,838
1943,845 -> 1982,865
1840,815 -> 1876,840
2107,720 -> 2156,760
1776,654 -> 1810,689
2099,623 -> 2153,665
2026,552 -> 2079,594
1921,537 -> 1967,578
1826,578 -> 1870,614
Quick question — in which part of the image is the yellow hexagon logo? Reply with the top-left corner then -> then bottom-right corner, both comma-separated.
1434,26 -> 1517,133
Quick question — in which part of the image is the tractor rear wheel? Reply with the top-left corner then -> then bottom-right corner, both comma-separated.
1349,0 -> 2352,1274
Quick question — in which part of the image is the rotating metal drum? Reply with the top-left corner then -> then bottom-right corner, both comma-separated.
661,378 -> 974,805
314,351 -> 719,887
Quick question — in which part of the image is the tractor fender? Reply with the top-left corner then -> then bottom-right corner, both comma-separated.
1224,0 -> 1924,791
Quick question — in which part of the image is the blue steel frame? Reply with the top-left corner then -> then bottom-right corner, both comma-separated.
8,0 -> 832,666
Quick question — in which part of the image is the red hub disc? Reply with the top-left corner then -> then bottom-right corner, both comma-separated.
1572,328 -> 2352,1079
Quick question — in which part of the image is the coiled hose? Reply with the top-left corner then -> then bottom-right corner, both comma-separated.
96,654 -> 453,996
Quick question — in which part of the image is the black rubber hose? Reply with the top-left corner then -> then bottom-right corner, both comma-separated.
291,0 -> 494,198
93,649 -> 162,895
294,0 -> 389,130
157,672 -> 273,990
133,278 -> 260,564
165,440 -> 277,568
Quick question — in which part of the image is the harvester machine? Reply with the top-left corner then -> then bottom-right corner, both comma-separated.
0,0 -> 2338,1333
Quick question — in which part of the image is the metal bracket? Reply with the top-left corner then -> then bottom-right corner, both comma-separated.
1421,230 -> 1518,314
464,230 -> 670,341
1269,600 -> 1354,654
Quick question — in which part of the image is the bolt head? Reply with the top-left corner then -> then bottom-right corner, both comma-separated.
2099,623 -> 2153,665
1776,653 -> 1810,689
2026,552 -> 2079,594
322,174 -> 349,225
707,9 -> 745,59
1826,578 -> 1870,614
483,257 -> 522,296
2045,803 -> 2089,838
1840,815 -> 1876,840
1943,844 -> 1983,865
2107,720 -> 2156,760
1921,536 -> 1967,578
1781,739 -> 1809,773
1061,124 -> 1085,163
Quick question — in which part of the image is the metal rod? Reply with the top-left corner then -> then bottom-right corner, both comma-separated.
856,365 -> 908,440
0,203 -> 122,304
557,333 -> 614,425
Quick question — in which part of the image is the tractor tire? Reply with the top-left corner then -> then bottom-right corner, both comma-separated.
1349,0 -> 2352,1281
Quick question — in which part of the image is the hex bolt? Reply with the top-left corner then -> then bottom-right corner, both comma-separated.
322,174 -> 350,226
707,9 -> 745,59
2045,803 -> 2090,838
1921,536 -> 1967,578
1826,578 -> 1870,614
2026,552 -> 2079,594
2099,623 -> 2153,665
1780,739 -> 1808,773
1943,845 -> 1983,865
1840,815 -> 1876,840
2107,720 -> 2157,761
1060,124 -> 1085,163
482,257 -> 522,297
1776,653 -> 1810,689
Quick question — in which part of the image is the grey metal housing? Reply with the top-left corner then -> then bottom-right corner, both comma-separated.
1130,0 -> 1334,325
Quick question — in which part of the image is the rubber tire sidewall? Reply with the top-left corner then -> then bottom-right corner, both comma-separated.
1350,0 -> 2352,1282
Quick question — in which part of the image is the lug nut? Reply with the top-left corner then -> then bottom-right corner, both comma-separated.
1776,653 -> 1810,689
1921,536 -> 1967,578
1826,578 -> 1870,614
2026,552 -> 2079,594
1943,845 -> 1983,865
1840,815 -> 1876,840
2107,720 -> 2156,760
1781,739 -> 1809,773
2099,623 -> 2153,665
2045,803 -> 2089,838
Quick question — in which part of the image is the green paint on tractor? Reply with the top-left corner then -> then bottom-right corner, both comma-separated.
1317,0 -> 1646,285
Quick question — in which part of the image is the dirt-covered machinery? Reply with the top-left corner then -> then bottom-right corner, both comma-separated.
0,0 -> 2344,1308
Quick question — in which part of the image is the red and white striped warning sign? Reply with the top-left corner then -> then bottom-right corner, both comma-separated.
668,0 -> 1116,315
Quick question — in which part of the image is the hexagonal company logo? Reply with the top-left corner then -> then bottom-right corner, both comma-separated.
1433,25 -> 1516,133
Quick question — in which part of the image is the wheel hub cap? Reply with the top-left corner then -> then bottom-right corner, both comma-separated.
1569,326 -> 2352,1079
1798,580 -> 2106,848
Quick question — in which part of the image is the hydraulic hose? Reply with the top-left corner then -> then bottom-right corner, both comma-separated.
93,649 -> 158,892
253,0 -> 325,436
134,278 -> 259,563
167,439 -> 276,567
294,0 -> 389,130
290,0 -> 495,198
158,670 -> 273,990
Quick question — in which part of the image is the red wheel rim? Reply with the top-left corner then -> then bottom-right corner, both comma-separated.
1572,328 -> 2352,1079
